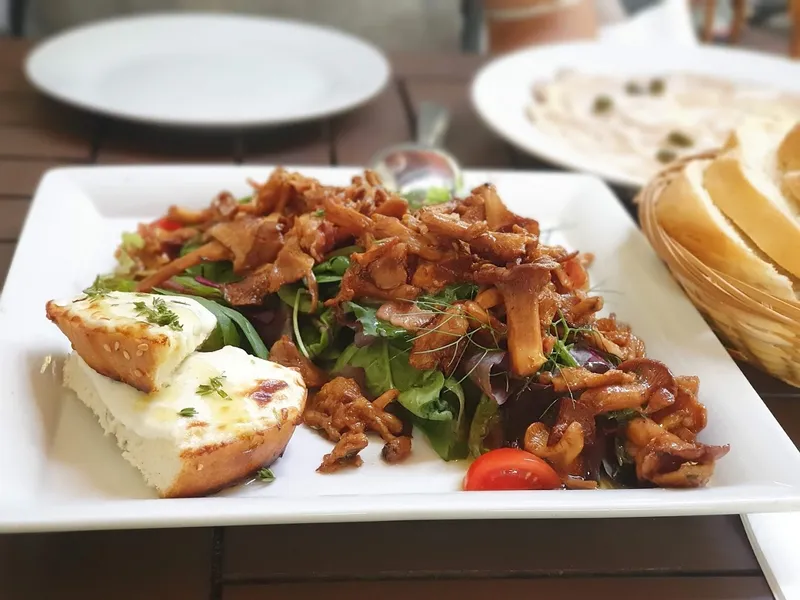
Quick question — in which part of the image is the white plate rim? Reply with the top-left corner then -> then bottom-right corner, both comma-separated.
471,41 -> 800,188
24,12 -> 392,128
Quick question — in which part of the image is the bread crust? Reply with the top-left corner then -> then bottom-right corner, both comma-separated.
46,300 -> 170,393
704,154 -> 800,280
657,160 -> 797,301
165,405 -> 305,498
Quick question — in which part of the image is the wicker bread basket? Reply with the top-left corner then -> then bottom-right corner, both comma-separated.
637,151 -> 800,387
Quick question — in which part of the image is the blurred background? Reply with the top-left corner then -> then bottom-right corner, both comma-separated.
0,0 -> 795,55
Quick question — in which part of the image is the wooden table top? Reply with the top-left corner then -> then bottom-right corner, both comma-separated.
0,37 -> 798,600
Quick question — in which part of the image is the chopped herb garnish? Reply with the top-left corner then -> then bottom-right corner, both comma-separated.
178,407 -> 198,418
256,467 -> 276,482
624,81 -> 643,95
649,78 -> 665,95
196,374 -> 230,400
592,95 -> 613,114
313,208 -> 325,218
133,297 -> 183,331
656,148 -> 677,164
666,130 -> 694,148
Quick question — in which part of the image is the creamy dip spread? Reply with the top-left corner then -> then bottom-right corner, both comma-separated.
526,70 -> 800,181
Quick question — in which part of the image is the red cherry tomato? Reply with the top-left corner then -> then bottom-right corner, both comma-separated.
463,448 -> 561,491
153,217 -> 182,231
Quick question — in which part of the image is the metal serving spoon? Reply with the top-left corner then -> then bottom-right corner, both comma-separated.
368,102 -> 463,200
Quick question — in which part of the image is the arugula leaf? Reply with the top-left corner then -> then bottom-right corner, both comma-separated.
417,283 -> 479,307
277,284 -> 314,313
345,302 -> 410,342
300,307 -> 339,359
167,275 -> 224,300
313,254 -> 350,284
121,232 -> 144,251
84,274 -> 137,295
468,394 -> 501,458
155,289 -> 267,359
606,408 -> 642,423
333,340 -> 468,460
185,260 -> 239,284
413,378 -> 469,461
216,304 -> 269,359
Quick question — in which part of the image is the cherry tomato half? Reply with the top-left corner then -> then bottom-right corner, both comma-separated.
152,217 -> 182,231
463,448 -> 561,491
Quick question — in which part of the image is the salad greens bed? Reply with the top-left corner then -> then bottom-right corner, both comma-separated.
86,187 -> 622,469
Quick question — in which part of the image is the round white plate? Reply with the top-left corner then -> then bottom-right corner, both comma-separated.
25,13 -> 391,128
471,42 -> 800,188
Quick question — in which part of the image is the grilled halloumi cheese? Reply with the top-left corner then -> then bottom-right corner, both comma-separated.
63,346 -> 307,497
46,292 -> 217,393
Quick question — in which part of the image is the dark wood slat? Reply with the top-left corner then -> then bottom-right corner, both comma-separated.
0,241 -> 18,290
96,121 -> 238,164
224,516 -> 757,581
740,362 -> 800,398
334,83 -> 411,165
0,40 -> 34,94
242,122 -> 331,166
0,198 -> 30,240
391,53 -> 484,80
0,93 -> 94,129
764,397 -> 800,447
404,79 -> 514,168
0,126 -> 92,160
0,160 -> 65,196
224,577 -> 772,600
0,39 -> 33,71
0,528 -> 212,600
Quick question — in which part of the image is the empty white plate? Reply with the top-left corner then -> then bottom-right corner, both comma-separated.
25,13 -> 391,127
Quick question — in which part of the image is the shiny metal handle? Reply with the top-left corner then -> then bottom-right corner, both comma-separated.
416,102 -> 450,148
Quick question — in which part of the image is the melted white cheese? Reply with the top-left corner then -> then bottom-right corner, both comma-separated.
52,291 -> 218,385
63,346 -> 306,450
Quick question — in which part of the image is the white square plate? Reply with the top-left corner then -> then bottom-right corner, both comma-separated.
2,166 -> 799,532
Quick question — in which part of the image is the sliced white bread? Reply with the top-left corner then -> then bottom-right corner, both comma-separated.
63,345 -> 307,498
777,122 -> 800,172
47,292 -> 217,393
704,123 -> 800,280
657,159 -> 798,301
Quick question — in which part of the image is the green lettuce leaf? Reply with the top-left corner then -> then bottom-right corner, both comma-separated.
345,302 -> 410,342
404,186 -> 453,210
332,339 -> 468,460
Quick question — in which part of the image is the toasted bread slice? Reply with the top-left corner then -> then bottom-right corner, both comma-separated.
47,292 -> 217,393
704,124 -> 800,279
63,345 -> 307,498
657,160 -> 798,301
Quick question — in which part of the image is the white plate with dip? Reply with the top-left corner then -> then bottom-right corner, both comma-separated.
472,42 -> 800,188
25,13 -> 390,128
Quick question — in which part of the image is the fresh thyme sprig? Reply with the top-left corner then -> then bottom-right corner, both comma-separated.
178,407 -> 198,417
256,468 -> 275,482
134,297 -> 183,331
196,374 -> 230,400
